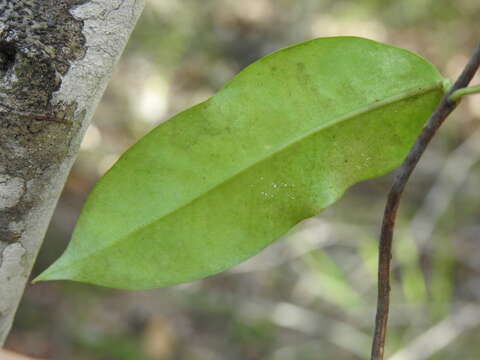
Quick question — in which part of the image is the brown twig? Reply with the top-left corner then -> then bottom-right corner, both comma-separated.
370,42 -> 480,360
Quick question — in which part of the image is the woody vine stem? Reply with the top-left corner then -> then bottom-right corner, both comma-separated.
370,42 -> 480,360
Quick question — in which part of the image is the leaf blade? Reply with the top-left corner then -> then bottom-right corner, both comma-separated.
36,37 -> 446,289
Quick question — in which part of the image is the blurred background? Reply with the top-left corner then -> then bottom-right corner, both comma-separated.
5,0 -> 480,359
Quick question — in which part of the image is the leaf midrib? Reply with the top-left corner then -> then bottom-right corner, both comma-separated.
53,82 -> 444,275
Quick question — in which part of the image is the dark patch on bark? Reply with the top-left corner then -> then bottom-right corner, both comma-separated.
0,41 -> 15,72
0,0 -> 90,244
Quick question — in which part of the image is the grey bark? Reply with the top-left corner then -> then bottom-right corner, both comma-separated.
0,0 -> 145,345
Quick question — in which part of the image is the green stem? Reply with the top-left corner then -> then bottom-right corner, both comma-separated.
449,84 -> 480,102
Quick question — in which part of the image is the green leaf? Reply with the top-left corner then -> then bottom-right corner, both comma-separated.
36,37 -> 446,290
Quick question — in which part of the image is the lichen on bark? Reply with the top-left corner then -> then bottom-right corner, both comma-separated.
0,0 -> 91,342
0,0 -> 88,242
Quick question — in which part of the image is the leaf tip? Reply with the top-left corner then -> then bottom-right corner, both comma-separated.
32,259 -> 71,284
31,274 -> 44,284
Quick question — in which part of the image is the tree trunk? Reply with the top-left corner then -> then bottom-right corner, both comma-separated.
0,0 -> 145,345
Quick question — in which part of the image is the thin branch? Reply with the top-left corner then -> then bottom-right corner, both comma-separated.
370,42 -> 480,360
